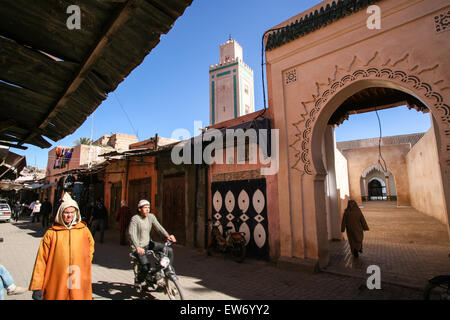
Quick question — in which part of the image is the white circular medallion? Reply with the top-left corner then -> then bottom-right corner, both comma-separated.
253,223 -> 267,248
213,191 -> 222,212
238,189 -> 250,213
225,190 -> 235,213
252,189 -> 265,214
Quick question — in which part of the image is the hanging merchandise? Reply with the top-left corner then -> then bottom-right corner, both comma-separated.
53,147 -> 74,169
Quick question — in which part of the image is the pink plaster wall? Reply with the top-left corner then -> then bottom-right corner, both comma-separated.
407,128 -> 448,224
342,145 -> 411,206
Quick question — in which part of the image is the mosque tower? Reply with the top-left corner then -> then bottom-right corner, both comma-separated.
209,37 -> 255,125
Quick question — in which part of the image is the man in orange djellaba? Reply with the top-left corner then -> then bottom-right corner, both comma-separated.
29,193 -> 95,300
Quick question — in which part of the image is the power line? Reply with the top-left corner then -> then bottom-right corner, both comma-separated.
113,91 -> 139,140
375,108 -> 388,173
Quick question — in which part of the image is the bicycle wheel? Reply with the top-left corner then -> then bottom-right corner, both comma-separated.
165,277 -> 184,300
423,282 -> 450,300
230,242 -> 246,263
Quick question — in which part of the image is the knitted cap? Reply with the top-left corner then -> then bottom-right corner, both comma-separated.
137,199 -> 150,208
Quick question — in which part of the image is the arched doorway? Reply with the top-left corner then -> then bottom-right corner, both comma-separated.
307,78 -> 449,281
368,179 -> 383,199
360,165 -> 397,202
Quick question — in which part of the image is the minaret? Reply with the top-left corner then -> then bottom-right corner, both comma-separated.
209,37 -> 255,125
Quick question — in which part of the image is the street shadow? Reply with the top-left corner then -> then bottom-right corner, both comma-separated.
91,242 -> 133,271
171,246 -> 292,300
12,220 -> 48,238
92,281 -> 158,300
90,228 -> 135,271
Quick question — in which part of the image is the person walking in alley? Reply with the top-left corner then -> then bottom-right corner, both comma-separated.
30,200 -> 41,223
0,264 -> 27,300
115,200 -> 132,246
341,199 -> 370,258
29,192 -> 95,300
12,201 -> 21,222
89,199 -> 108,243
40,198 -> 53,229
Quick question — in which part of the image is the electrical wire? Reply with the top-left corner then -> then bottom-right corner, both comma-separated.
256,26 -> 287,120
375,108 -> 388,173
113,91 -> 139,140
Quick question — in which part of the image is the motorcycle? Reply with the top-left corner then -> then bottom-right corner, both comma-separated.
130,240 -> 185,300
207,220 -> 246,263
423,275 -> 450,300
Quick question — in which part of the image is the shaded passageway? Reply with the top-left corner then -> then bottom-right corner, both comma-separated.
325,201 -> 450,288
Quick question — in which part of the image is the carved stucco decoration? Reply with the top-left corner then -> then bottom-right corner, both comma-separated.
289,52 -> 450,175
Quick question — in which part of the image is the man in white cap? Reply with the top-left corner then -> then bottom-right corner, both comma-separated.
128,199 -> 176,286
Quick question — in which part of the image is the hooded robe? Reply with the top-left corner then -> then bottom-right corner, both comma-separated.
29,193 -> 95,300
115,201 -> 132,245
341,200 -> 370,252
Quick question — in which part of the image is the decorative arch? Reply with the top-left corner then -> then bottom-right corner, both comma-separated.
288,51 -> 450,243
360,164 -> 397,202
289,52 -> 450,176
361,164 -> 391,179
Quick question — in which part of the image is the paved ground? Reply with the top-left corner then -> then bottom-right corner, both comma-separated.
325,201 -> 450,289
0,211 -> 434,300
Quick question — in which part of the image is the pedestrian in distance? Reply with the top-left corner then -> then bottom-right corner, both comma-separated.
30,200 -> 41,223
12,201 -> 21,222
89,199 -> 108,244
341,199 -> 370,258
40,198 -> 53,229
28,200 -> 35,222
115,200 -> 133,246
0,264 -> 27,300
29,192 -> 95,300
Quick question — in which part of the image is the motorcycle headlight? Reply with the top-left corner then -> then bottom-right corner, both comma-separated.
160,256 -> 170,268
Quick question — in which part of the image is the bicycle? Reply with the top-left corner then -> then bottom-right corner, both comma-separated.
207,220 -> 246,263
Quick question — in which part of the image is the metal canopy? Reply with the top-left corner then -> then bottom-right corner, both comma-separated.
0,0 -> 192,150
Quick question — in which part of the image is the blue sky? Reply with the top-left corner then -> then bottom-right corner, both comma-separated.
16,0 -> 431,169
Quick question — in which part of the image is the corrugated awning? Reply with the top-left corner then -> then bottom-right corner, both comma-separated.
0,148 -> 27,180
0,180 -> 24,191
0,0 -> 192,150
26,183 -> 44,190
41,182 -> 58,189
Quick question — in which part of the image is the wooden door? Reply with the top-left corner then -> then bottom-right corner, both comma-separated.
128,178 -> 151,217
162,174 -> 186,245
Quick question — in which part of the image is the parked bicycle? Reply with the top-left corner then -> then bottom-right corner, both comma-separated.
207,220 -> 246,263
423,275 -> 450,300
130,240 -> 184,300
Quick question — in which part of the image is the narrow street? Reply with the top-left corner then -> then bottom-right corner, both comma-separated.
1,217 -> 425,300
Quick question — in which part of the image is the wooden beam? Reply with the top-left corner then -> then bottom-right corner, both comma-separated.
352,101 -> 408,115
0,119 -> 16,132
19,0 -> 143,147
0,141 -> 27,150
0,155 -> 25,179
